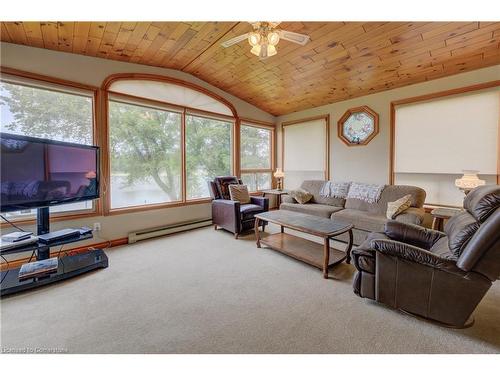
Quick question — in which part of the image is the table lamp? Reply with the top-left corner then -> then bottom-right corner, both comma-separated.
274,168 -> 285,191
455,170 -> 485,195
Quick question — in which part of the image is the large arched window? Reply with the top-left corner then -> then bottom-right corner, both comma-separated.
103,74 -> 238,213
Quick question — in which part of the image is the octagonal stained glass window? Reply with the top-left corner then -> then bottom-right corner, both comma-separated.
338,106 -> 379,146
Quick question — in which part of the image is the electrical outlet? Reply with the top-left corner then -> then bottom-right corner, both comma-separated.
93,222 -> 101,232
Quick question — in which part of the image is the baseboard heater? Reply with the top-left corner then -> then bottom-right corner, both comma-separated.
128,218 -> 212,244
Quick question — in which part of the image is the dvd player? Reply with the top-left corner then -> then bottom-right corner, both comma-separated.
38,228 -> 81,244
0,235 -> 38,251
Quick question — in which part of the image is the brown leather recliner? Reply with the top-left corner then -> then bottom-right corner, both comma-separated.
210,176 -> 269,239
351,185 -> 500,328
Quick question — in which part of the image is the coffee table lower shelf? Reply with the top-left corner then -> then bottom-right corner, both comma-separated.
259,233 -> 347,270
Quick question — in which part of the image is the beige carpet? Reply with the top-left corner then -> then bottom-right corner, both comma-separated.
1,225 -> 499,354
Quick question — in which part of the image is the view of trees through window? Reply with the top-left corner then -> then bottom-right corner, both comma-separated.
109,104 -> 233,206
186,115 -> 232,199
0,80 -> 94,217
240,124 -> 272,191
241,125 -> 271,169
109,101 -> 182,208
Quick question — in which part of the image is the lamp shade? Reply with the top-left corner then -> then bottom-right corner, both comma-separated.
274,168 -> 285,178
455,170 -> 485,193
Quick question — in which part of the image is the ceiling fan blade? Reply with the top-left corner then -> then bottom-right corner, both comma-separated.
277,30 -> 311,46
221,33 -> 249,48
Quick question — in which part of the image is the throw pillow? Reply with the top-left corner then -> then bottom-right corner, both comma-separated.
386,194 -> 412,219
289,188 -> 313,204
215,176 -> 240,199
229,184 -> 251,204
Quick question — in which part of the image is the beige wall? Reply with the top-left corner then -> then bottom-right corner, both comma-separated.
276,64 -> 500,186
0,42 -> 275,245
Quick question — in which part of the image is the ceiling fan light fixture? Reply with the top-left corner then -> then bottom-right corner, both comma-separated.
260,44 -> 268,59
267,44 -> 277,57
267,31 -> 280,46
248,32 -> 261,47
221,22 -> 310,59
250,44 -> 261,56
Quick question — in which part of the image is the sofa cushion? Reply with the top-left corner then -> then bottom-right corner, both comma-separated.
332,208 -> 387,233
300,180 -> 345,207
240,204 -> 264,221
345,184 -> 426,215
444,211 -> 480,257
463,185 -> 500,223
280,202 -> 343,218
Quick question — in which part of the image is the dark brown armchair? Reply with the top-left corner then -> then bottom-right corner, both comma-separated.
210,176 -> 269,239
351,185 -> 500,328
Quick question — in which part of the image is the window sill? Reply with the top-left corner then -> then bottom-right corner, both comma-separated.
106,198 -> 212,216
0,210 -> 100,228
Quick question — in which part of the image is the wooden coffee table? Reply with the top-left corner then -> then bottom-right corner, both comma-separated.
254,210 -> 353,279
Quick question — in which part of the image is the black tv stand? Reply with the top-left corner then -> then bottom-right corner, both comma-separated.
0,207 -> 108,297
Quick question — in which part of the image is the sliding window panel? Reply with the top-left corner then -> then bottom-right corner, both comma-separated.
0,78 -> 95,219
108,100 -> 182,209
394,89 -> 499,206
283,118 -> 328,189
186,114 -> 232,199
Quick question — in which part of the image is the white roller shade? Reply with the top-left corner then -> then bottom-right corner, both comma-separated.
395,90 -> 499,174
283,118 -> 327,189
394,89 -> 499,207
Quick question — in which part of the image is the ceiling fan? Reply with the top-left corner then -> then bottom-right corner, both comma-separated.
221,22 -> 311,59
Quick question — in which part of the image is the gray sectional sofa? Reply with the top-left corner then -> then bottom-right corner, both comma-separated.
280,180 -> 426,246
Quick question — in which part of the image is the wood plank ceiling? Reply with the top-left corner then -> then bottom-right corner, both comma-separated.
2,21 -> 500,116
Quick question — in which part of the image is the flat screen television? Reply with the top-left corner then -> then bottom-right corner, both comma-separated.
0,132 -> 100,213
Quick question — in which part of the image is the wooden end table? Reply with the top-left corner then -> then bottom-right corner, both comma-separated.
431,207 -> 463,231
254,210 -> 353,279
261,189 -> 289,209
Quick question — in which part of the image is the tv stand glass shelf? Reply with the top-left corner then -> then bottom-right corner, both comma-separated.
1,232 -> 108,297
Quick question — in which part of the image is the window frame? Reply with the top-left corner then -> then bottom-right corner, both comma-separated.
239,119 -> 276,192
0,67 -> 101,225
101,73 -> 240,215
